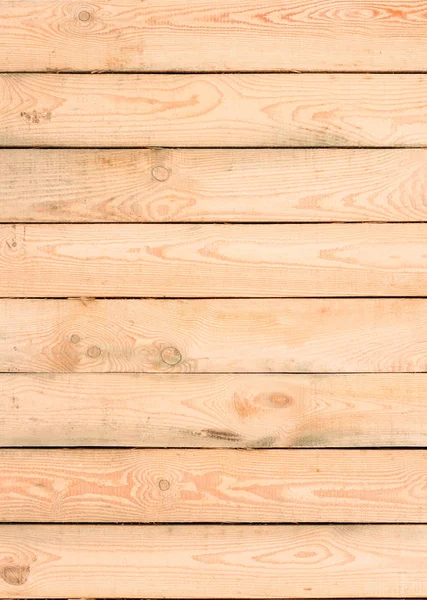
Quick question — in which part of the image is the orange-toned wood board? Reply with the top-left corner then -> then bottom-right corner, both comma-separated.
3,148 -> 427,223
2,223 -> 427,297
2,449 -> 427,522
0,299 -> 426,373
1,0 -> 427,73
3,74 -> 427,147
1,525 -> 427,598
2,373 -> 427,448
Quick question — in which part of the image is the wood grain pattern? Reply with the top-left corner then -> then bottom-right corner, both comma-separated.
3,3 -> 426,599
3,373 -> 427,448
4,74 -> 427,147
1,299 -> 427,373
2,449 -> 427,522
1,524 -> 427,597
2,223 -> 427,297
2,0 -> 427,72
4,149 -> 427,223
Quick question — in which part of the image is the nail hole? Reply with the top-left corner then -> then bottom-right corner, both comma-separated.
160,346 -> 182,366
152,166 -> 170,182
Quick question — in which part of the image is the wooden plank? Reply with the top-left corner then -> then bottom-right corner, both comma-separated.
4,149 -> 427,223
3,373 -> 427,448
1,524 -> 427,597
1,299 -> 427,373
2,0 -> 427,73
3,74 -> 427,147
2,223 -> 427,297
2,449 -> 427,522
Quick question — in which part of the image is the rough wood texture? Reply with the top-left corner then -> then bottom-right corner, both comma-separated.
1,525 -> 427,597
2,3 -> 427,598
1,299 -> 426,373
3,149 -> 427,223
2,223 -> 427,297
2,0 -> 427,72
2,449 -> 427,522
3,373 -> 427,448
3,74 -> 427,147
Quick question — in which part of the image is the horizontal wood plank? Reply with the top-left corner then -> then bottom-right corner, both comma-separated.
2,449 -> 427,522
3,373 -> 427,447
2,223 -> 427,297
1,299 -> 427,373
3,74 -> 427,147
1,524 -> 427,597
4,149 -> 427,223
2,0 -> 427,73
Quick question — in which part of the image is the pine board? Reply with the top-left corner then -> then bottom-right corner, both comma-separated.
2,449 -> 427,522
1,525 -> 427,597
0,299 -> 426,373
2,149 -> 427,223
2,373 -> 427,447
3,74 -> 427,147
2,0 -> 427,72
2,223 -> 427,297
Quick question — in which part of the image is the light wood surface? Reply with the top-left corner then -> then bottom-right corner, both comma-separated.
1,525 -> 427,597
2,0 -> 427,72
3,373 -> 427,447
2,1 -> 427,597
2,223 -> 427,297
3,149 -> 427,223
0,299 -> 426,373
2,449 -> 427,522
4,74 -> 427,147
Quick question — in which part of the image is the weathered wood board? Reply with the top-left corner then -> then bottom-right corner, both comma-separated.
3,74 -> 427,147
2,373 -> 427,447
1,0 -> 427,72
0,299 -> 426,373
3,149 -> 427,223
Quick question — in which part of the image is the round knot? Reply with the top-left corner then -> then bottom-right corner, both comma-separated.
78,10 -> 91,21
152,166 -> 170,182
70,334 -> 81,344
160,347 -> 182,366
87,345 -> 101,358
158,479 -> 170,491
0,565 -> 30,586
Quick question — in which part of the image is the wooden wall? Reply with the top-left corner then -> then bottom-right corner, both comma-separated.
2,2 -> 427,599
